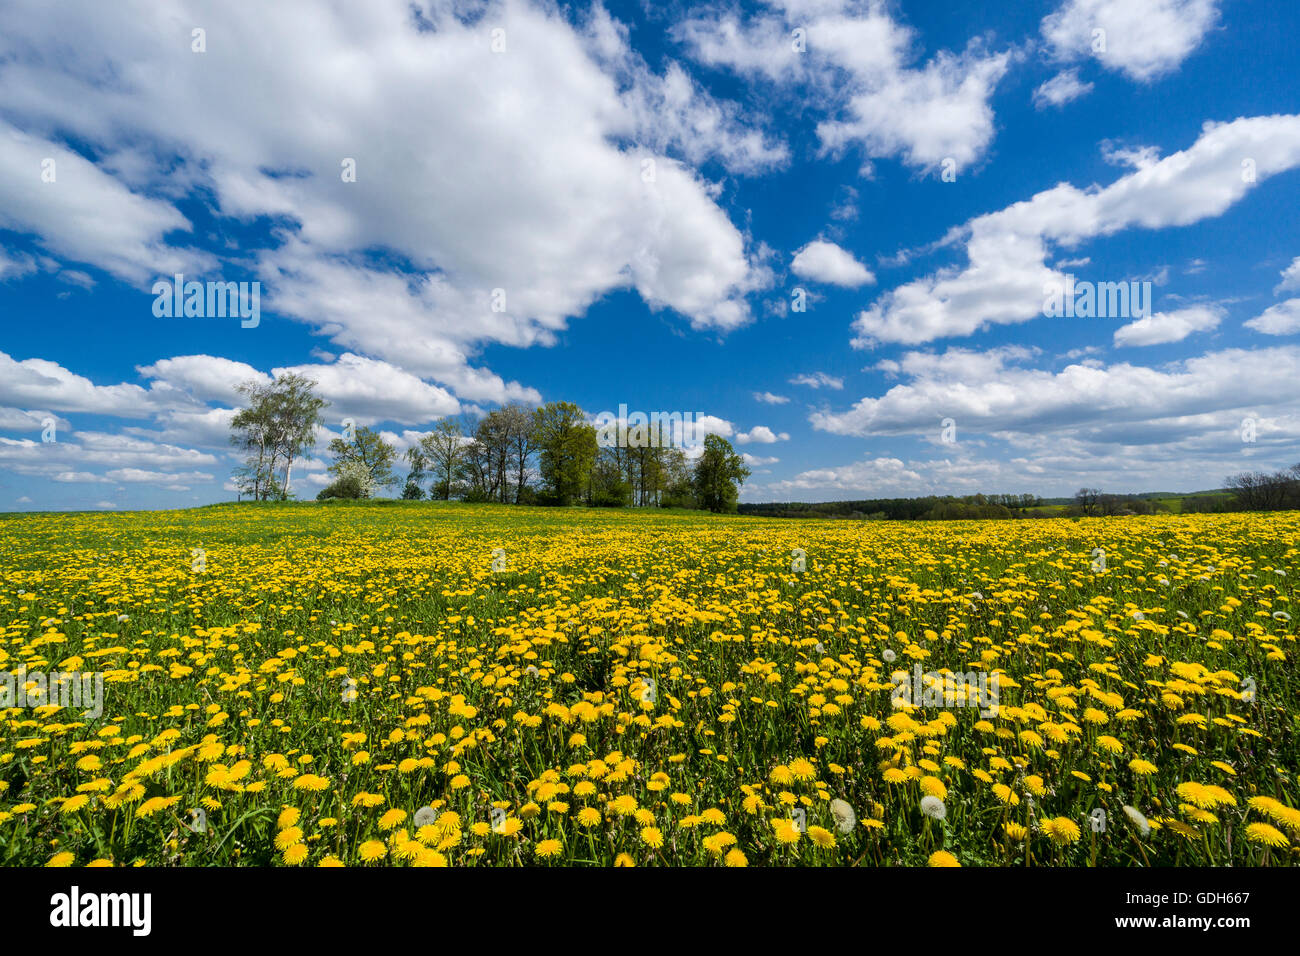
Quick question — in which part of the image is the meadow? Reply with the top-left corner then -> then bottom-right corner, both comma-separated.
0,502 -> 1296,867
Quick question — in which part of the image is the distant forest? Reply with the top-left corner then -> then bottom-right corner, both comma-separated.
738,484 -> 1275,521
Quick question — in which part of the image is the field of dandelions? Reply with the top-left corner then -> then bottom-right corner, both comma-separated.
1,502 -> 1297,867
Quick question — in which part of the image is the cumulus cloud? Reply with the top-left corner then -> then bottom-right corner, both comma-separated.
1244,299 -> 1300,336
1032,69 -> 1094,109
736,425 -> 789,444
812,344 -> 1300,442
276,353 -> 460,426
0,351 -> 159,418
761,340 -> 1300,500
0,123 -> 208,284
1041,0 -> 1220,82
0,349 -> 473,494
854,114 -> 1300,347
677,0 -> 1012,173
764,456 -> 928,496
791,240 -> 875,287
753,391 -> 790,404
0,431 -> 217,488
1113,305 -> 1223,346
137,356 -> 269,405
1275,257 -> 1300,293
0,0 -> 771,405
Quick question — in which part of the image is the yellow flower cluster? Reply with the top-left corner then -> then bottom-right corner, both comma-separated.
0,503 -> 1296,866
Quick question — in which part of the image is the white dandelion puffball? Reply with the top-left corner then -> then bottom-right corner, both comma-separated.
414,806 -> 437,828
830,799 -> 857,834
1122,805 -> 1150,837
882,648 -> 897,663
920,795 -> 947,820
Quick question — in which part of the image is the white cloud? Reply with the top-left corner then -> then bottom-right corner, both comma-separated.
586,7 -> 788,176
765,456 -> 928,496
742,453 -> 780,466
812,344 -> 1300,440
791,240 -> 875,287
0,351 -> 159,418
677,1 -> 1012,173
688,414 -> 734,440
1101,142 -> 1162,170
736,426 -> 789,444
790,371 -> 844,390
1276,257 -> 1300,293
766,342 -> 1300,499
1113,305 -> 1222,346
0,431 -> 217,488
138,356 -> 269,405
1041,0 -> 1220,82
276,353 -> 460,426
108,468 -> 215,485
9,349 -> 467,472
854,115 -> 1300,347
753,391 -> 790,404
0,0 -> 771,405
1244,299 -> 1300,336
0,248 -> 38,281
0,407 -> 64,431
0,122 -> 208,284
1032,69 -> 1094,109
816,46 -> 1011,173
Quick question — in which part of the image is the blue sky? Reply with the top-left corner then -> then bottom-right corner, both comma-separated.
2,0 -> 1299,511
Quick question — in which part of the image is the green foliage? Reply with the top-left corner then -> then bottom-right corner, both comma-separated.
532,402 -> 597,506
692,433 -> 749,513
229,372 -> 328,500
328,426 -> 398,491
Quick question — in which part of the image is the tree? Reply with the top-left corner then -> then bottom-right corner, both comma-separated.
401,445 -> 427,499
532,402 -> 597,505
1073,487 -> 1103,517
230,381 -> 276,500
317,460 -> 373,500
501,404 -> 536,503
590,453 -> 632,507
230,373 -> 327,500
659,447 -> 695,509
1225,464 -> 1300,511
420,419 -> 466,500
692,434 -> 749,513
457,437 -> 492,501
328,426 -> 398,492
474,410 -> 514,503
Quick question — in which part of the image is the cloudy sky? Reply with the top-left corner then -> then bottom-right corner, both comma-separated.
1,0 -> 1298,510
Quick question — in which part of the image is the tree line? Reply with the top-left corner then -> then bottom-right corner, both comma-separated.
228,373 -> 750,512
1188,463 -> 1300,513
740,493 -> 1048,521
